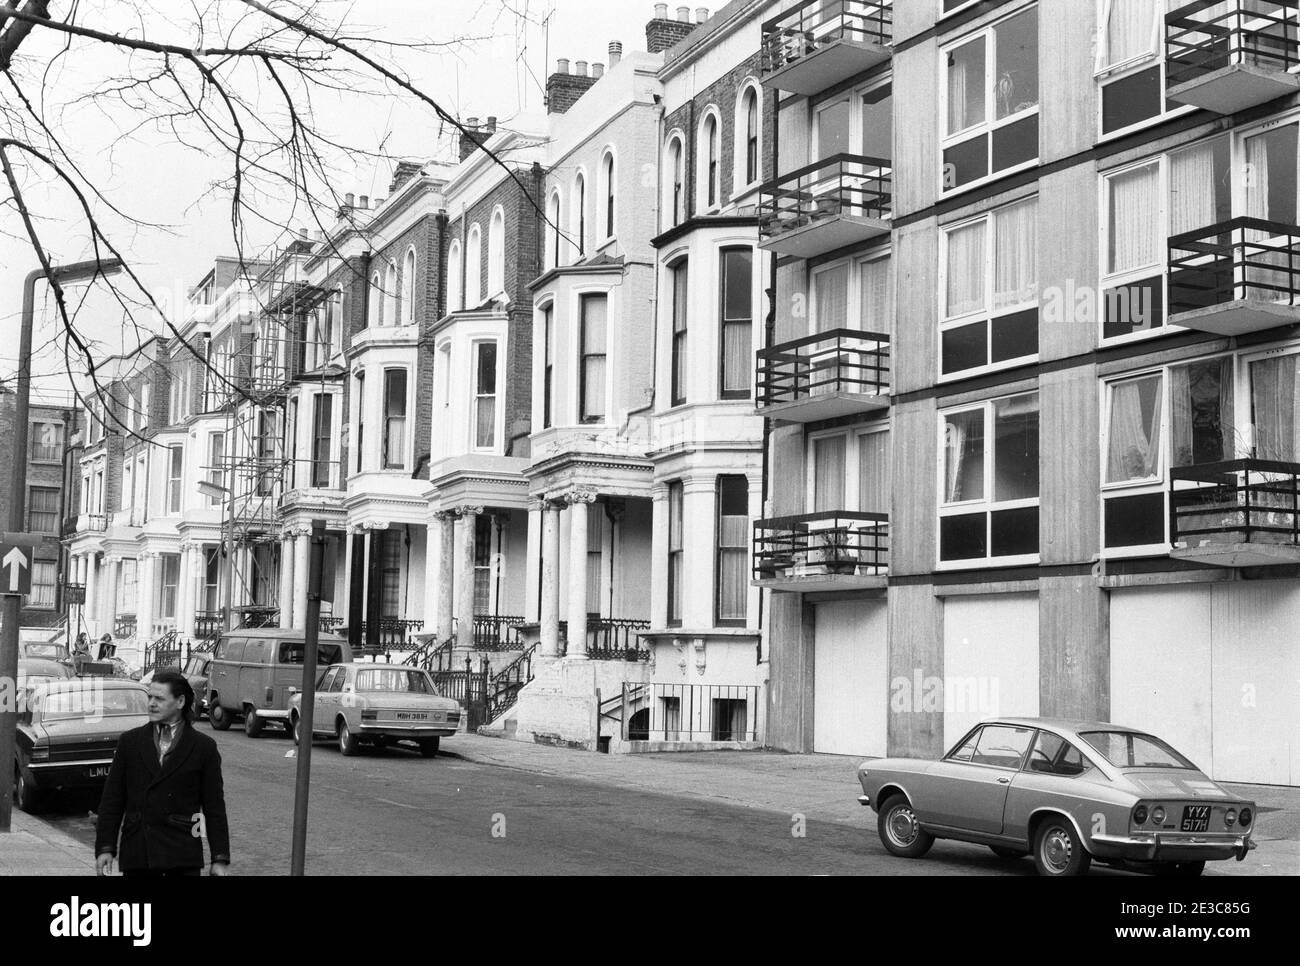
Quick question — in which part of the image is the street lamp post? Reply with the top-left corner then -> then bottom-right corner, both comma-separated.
1,257 -> 122,834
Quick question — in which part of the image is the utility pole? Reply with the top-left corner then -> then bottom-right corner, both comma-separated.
1,257 -> 121,833
290,519 -> 326,875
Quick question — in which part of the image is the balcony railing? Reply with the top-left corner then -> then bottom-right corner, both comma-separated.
77,513 -> 108,533
761,0 -> 892,95
587,618 -> 651,662
1168,217 -> 1300,334
357,617 -> 424,649
1171,459 -> 1300,565
758,154 -> 891,257
468,614 -> 527,650
753,511 -> 889,581
1166,1 -> 1300,112
757,328 -> 890,420
194,610 -> 224,638
113,614 -> 136,639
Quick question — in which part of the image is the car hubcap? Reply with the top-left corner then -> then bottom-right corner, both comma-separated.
1042,828 -> 1072,873
887,805 -> 918,847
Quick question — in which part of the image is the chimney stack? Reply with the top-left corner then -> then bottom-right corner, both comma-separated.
459,116 -> 495,161
546,55 -> 599,114
648,5 -> 697,53
609,40 -> 623,67
389,160 -> 423,193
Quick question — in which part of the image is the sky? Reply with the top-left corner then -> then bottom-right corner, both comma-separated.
0,0 -> 653,399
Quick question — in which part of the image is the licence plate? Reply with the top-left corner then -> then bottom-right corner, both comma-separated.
87,765 -> 111,779
395,712 -> 429,721
1181,805 -> 1211,832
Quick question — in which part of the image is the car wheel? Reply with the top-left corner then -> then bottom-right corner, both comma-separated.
419,737 -> 440,758
208,701 -> 232,731
337,718 -> 359,756
877,793 -> 934,858
1154,860 -> 1205,877
990,846 -> 1029,860
1033,817 -> 1091,877
290,713 -> 301,746
14,765 -> 40,814
243,707 -> 265,738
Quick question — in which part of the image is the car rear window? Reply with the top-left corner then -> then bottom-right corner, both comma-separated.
278,642 -> 344,665
1079,731 -> 1196,770
355,668 -> 434,693
38,685 -> 148,719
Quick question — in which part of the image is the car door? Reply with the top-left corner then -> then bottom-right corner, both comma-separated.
312,667 -> 340,735
922,724 -> 1036,834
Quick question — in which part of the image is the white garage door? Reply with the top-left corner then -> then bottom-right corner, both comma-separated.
1112,583 -> 1299,785
942,593 -> 1039,750
813,600 -> 887,757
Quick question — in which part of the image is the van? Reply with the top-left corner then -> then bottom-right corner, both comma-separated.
207,629 -> 351,737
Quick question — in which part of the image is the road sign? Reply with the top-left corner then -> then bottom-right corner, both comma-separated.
0,541 -> 33,595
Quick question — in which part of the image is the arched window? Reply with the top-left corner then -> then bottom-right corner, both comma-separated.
573,172 -> 587,257
368,271 -> 383,328
446,240 -> 462,314
465,224 -> 482,307
739,85 -> 760,187
401,248 -> 416,324
384,261 -> 398,326
699,111 -> 720,210
547,190 -> 562,268
667,135 -> 685,227
488,207 -> 505,296
602,150 -> 616,239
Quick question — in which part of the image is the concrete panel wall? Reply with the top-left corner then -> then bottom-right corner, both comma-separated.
1039,365 -> 1099,565
764,592 -> 812,751
889,398 -> 938,577
1039,0 -> 1098,165
1038,575 -> 1108,720
1039,164 -> 1101,362
892,217 -> 939,396
892,38 -> 938,219
886,583 -> 944,758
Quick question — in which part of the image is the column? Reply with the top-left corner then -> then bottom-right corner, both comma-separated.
136,552 -> 156,642
423,514 -> 442,633
278,532 -> 296,628
84,553 -> 100,638
525,499 -> 543,622
566,489 -> 595,660
539,500 -> 560,658
176,543 -> 195,639
435,512 -> 455,643
602,501 -> 622,619
682,479 -> 715,629
292,526 -> 311,629
103,556 -> 121,636
346,527 -> 365,650
455,506 -> 482,650
364,529 -> 383,651
650,485 -> 669,629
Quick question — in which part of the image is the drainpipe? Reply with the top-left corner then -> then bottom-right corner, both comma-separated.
435,211 -> 449,320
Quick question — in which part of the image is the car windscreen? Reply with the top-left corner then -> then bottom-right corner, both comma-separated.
355,668 -> 434,694
278,642 -> 344,665
38,685 -> 148,720
1079,731 -> 1197,770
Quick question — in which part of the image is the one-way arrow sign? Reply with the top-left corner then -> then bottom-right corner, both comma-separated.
0,541 -> 33,595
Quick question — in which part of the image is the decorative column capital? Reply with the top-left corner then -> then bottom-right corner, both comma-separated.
283,523 -> 313,539
564,487 -> 597,506
432,508 -> 456,521
455,504 -> 485,518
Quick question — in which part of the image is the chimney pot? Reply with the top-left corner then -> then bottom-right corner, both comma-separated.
466,116 -> 479,129
654,3 -> 668,18
486,116 -> 497,130
696,7 -> 708,23
359,195 -> 369,208
556,57 -> 569,74
575,60 -> 587,76
592,62 -> 604,78
609,40 -> 623,66
344,192 -> 354,207
677,6 -> 690,21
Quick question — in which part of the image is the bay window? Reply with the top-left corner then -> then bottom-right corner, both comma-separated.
160,553 -> 179,619
716,475 -> 748,625
382,368 -> 408,470
311,393 -> 333,487
542,304 -> 554,428
720,247 -> 753,399
474,341 -> 498,449
354,371 -> 365,472
940,392 -> 1040,563
208,431 -> 225,505
667,481 -> 683,626
670,259 -> 689,406
580,294 -> 607,424
167,444 -> 184,513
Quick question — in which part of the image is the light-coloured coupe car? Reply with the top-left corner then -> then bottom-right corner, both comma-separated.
289,663 -> 461,757
858,717 -> 1256,876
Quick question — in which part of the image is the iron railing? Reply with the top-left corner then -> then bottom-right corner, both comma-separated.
469,614 -> 527,650
113,614 -> 136,639
431,656 -> 491,731
644,683 -> 761,742
235,606 -> 280,629
357,618 -> 424,649
761,0 -> 892,75
319,615 -> 344,634
1167,0 -> 1300,88
486,643 -> 539,722
1168,217 -> 1300,315
756,328 -> 890,407
194,610 -> 223,639
78,513 -> 108,532
753,510 -> 889,578
587,618 -> 651,661
144,630 -> 181,671
1171,458 -> 1300,547
758,153 -> 892,241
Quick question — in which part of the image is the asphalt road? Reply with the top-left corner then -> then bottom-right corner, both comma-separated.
36,727 -> 1141,876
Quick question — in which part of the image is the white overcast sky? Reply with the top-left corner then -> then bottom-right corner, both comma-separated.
0,0 -> 652,397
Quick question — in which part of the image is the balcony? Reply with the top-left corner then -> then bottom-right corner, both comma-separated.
73,513 -> 108,533
756,329 -> 890,423
752,511 -> 888,593
1168,218 -> 1300,335
760,0 -> 892,96
758,154 -> 891,258
1166,0 -> 1300,114
1171,459 -> 1300,566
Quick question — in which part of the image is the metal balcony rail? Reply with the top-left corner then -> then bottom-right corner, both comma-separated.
236,607 -> 280,629
1170,458 -> 1300,546
113,614 -> 136,639
194,610 -> 224,638
470,614 -> 528,650
761,0 -> 893,75
643,683 -> 761,742
319,615 -> 345,633
753,510 -> 890,578
1166,0 -> 1300,87
587,618 -> 651,662
144,630 -> 181,671
757,153 -> 892,239
1168,217 -> 1300,314
78,513 -> 108,532
357,617 -> 424,649
756,328 -> 890,406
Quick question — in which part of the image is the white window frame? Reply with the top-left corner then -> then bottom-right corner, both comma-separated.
734,80 -> 763,196
465,224 -> 483,308
665,132 -> 686,227
471,339 -> 501,453
547,190 -> 563,269
369,271 -> 383,327
575,286 -> 612,426
697,108 -> 722,213
384,261 -> 399,326
488,206 -> 506,296
401,247 -> 417,324
447,240 -> 462,314
809,247 -> 893,336
599,149 -> 617,243
572,169 -> 588,258
805,424 -> 890,512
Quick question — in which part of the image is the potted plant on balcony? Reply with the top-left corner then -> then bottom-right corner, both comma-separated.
805,524 -> 856,575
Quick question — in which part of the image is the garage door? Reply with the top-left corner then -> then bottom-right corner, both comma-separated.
1112,583 -> 1299,785
813,600 -> 887,757
942,593 -> 1039,750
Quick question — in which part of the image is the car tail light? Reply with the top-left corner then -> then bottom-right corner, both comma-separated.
1224,808 -> 1236,828
30,746 -> 49,762
1151,806 -> 1166,825
1132,804 -> 1148,825
360,710 -> 377,721
1239,808 -> 1252,828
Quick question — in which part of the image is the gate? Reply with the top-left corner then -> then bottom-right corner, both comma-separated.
430,657 -> 490,732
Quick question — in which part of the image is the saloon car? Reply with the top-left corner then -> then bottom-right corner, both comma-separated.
289,663 -> 461,758
12,679 -> 150,812
858,717 -> 1256,877
17,657 -> 76,691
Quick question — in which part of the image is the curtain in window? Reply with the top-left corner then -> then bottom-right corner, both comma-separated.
944,409 -> 985,503
813,436 -> 846,511
993,200 -> 1037,309
814,265 -> 849,331
1106,376 -> 1163,482
717,478 -> 748,622
860,257 -> 892,333
1251,355 -> 1300,461
947,38 -> 985,135
946,220 -> 986,317
1169,141 -> 1218,236
857,431 -> 890,513
723,322 -> 751,392
1170,359 -> 1235,466
1109,163 -> 1160,275
1103,0 -> 1157,67
582,296 -> 607,420
1244,125 -> 1299,297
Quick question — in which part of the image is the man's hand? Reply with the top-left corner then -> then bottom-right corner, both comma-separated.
95,853 -> 115,876
210,862 -> 229,877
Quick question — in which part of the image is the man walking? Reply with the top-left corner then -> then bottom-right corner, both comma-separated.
95,668 -> 231,876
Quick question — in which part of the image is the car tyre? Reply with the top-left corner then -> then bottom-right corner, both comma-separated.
419,737 -> 440,758
1154,860 -> 1205,877
337,718 -> 359,756
14,765 -> 41,814
290,713 -> 302,746
243,707 -> 265,738
1033,817 -> 1091,876
208,701 -> 232,731
989,846 -> 1029,860
877,793 -> 934,858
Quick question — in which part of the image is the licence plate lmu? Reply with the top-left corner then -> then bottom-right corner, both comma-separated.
1181,805 -> 1211,832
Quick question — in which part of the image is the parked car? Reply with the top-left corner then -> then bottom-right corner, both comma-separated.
181,654 -> 214,717
12,679 -> 150,812
289,663 -> 461,758
206,628 -> 351,737
20,639 -> 72,665
858,717 -> 1257,877
17,657 -> 76,691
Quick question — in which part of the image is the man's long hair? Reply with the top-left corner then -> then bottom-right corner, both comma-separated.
152,668 -> 197,724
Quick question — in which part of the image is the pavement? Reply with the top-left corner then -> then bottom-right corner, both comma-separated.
5,733 -> 1298,875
